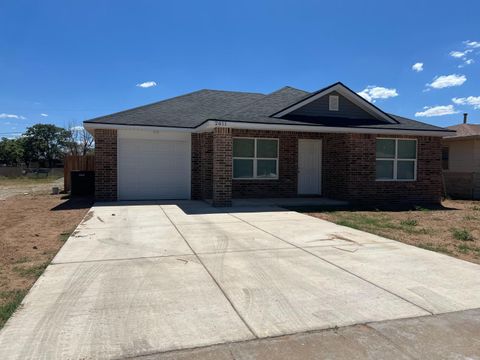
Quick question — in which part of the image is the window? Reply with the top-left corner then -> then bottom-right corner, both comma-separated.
376,138 -> 417,181
233,138 -> 278,179
329,95 -> 339,111
442,146 -> 449,170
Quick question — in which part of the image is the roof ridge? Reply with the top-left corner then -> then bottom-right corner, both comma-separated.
268,85 -> 309,94
200,88 -> 265,96
221,86 -> 307,118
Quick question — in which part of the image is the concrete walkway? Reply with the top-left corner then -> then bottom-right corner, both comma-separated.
1,201 -> 480,359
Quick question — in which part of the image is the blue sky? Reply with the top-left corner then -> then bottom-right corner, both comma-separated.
1,0 -> 479,137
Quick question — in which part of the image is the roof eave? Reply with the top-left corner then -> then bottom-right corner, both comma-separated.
443,134 -> 480,141
84,119 -> 452,137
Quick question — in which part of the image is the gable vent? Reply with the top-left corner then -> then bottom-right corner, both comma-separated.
329,95 -> 339,111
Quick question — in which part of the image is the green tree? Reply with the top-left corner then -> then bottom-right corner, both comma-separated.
0,137 -> 24,166
22,124 -> 70,167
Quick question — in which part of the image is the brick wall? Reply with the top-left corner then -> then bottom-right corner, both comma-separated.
227,130 -> 442,205
93,128 -> 440,206
192,132 -> 213,200
94,129 -> 117,201
231,130 -> 315,198
212,128 -> 232,206
341,134 -> 442,205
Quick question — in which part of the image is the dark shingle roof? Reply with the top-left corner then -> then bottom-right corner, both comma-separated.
445,123 -> 480,137
84,89 -> 264,128
84,85 -> 451,133
222,86 -> 309,120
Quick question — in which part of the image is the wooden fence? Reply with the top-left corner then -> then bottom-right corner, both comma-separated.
64,155 -> 95,192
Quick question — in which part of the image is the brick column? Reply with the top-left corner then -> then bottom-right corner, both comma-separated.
212,127 -> 232,206
94,129 -> 117,201
191,134 -> 201,199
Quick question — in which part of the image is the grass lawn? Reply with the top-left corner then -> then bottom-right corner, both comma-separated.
0,194 -> 92,329
305,199 -> 480,265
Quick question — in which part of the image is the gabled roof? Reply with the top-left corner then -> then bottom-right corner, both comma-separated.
84,82 -> 453,135
271,82 -> 398,123
445,123 -> 480,138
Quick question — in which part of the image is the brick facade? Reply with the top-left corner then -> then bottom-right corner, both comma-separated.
95,126 -> 442,206
94,129 -> 117,201
192,128 -> 442,206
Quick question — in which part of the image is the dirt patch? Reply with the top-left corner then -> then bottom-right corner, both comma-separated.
0,193 -> 92,327
0,177 -> 64,200
307,199 -> 480,265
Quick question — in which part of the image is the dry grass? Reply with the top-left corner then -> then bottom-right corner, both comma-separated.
0,194 -> 92,328
307,199 -> 480,265
0,176 -> 61,186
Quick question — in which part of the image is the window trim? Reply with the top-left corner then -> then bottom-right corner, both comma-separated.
233,137 -> 279,180
376,138 -> 417,181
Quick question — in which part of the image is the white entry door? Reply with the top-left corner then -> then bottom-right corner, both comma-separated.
298,139 -> 322,195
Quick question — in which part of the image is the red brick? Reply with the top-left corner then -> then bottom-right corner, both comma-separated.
94,129 -> 117,201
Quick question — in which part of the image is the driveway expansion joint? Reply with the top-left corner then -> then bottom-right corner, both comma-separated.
50,253 -> 196,265
227,212 -> 434,316
158,205 -> 259,339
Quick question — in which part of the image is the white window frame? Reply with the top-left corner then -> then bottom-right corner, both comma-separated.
233,137 -> 279,180
376,138 -> 417,181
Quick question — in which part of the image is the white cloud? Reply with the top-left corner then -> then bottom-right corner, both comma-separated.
458,58 -> 475,68
357,86 -> 399,103
0,113 -> 26,120
71,125 -> 84,131
464,40 -> 480,48
427,74 -> 466,89
412,62 -> 424,72
40,113 -> 48,117
136,81 -> 157,88
415,105 -> 458,117
452,96 -> 480,109
450,50 -> 472,59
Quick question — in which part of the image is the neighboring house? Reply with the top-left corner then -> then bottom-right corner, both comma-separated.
442,115 -> 480,199
83,82 -> 453,206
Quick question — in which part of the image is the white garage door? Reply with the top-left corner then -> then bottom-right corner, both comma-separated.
117,130 -> 191,200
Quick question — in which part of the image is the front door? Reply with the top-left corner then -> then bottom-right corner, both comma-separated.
298,139 -> 322,195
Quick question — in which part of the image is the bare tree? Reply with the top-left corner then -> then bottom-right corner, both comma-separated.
66,123 -> 94,156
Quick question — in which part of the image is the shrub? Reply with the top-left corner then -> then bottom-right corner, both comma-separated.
451,228 -> 474,241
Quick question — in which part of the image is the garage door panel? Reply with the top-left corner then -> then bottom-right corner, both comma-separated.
118,133 -> 191,200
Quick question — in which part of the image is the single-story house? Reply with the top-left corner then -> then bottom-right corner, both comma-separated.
83,82 -> 453,206
442,114 -> 480,199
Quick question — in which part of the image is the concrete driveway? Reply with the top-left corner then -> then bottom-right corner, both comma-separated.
1,201 -> 480,359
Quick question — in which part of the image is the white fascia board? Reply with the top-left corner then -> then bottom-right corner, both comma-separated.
273,83 -> 396,124
203,120 -> 453,137
442,135 -> 479,142
84,120 -> 453,137
83,122 -> 195,135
